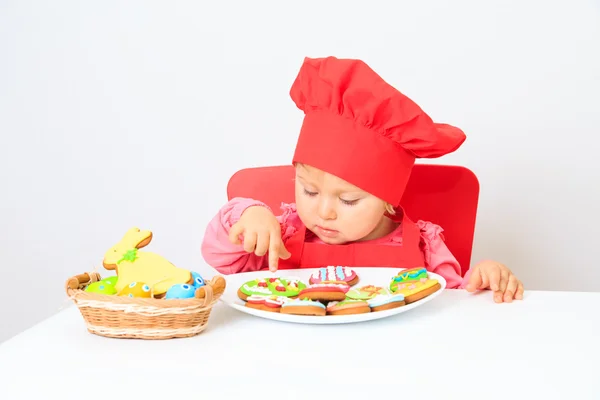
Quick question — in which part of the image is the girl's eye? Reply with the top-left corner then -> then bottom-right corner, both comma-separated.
340,198 -> 358,206
303,188 -> 317,197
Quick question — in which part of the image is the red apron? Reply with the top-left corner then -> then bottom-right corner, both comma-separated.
275,207 -> 425,271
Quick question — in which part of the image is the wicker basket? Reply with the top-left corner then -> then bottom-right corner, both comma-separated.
65,271 -> 226,340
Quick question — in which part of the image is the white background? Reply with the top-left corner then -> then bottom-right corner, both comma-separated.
1,0 -> 598,344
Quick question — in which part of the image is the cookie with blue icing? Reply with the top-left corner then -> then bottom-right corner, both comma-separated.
309,266 -> 359,286
367,291 -> 406,312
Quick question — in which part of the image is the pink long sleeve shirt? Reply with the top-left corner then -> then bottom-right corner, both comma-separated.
201,197 -> 471,289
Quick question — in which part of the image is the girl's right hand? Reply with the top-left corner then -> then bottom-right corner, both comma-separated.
228,206 -> 291,271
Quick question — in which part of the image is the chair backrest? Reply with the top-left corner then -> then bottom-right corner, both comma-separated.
227,164 -> 479,276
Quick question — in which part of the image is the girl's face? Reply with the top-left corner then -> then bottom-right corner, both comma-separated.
294,163 -> 392,244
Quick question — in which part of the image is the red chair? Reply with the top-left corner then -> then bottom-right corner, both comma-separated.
227,164 -> 479,276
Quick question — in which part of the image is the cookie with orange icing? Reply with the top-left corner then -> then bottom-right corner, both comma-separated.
346,284 -> 387,300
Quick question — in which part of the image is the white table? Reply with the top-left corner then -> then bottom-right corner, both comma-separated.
1,289 -> 599,399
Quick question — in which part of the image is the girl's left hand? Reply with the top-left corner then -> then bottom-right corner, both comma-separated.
465,260 -> 524,303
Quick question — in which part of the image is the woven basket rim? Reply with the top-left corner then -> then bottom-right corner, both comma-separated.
66,271 -> 226,310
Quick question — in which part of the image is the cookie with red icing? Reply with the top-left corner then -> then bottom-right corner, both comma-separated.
326,299 -> 371,315
237,277 -> 306,301
244,295 -> 288,313
298,282 -> 349,302
309,266 -> 359,286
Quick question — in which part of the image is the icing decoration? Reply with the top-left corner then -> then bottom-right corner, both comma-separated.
326,299 -> 369,311
191,271 -> 206,288
102,227 -> 192,296
367,293 -> 405,308
165,283 -> 196,299
390,267 -> 429,291
246,295 -> 289,308
310,266 -> 357,284
117,281 -> 152,298
299,282 -> 350,295
346,285 -> 387,300
101,276 -> 118,286
85,281 -> 117,295
281,298 -> 326,309
240,277 -> 306,297
117,249 -> 139,264
393,279 -> 439,296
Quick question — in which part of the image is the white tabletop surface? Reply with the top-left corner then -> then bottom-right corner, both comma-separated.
1,289 -> 599,400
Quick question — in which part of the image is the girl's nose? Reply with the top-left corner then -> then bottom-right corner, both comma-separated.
317,198 -> 337,220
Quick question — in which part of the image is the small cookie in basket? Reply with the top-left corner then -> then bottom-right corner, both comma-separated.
346,284 -> 387,300
309,266 -> 359,286
165,283 -> 197,299
85,280 -> 117,295
326,299 -> 371,315
367,292 -> 406,311
237,277 -> 306,301
389,267 -> 429,292
245,295 -> 288,312
191,271 -> 206,288
297,282 -> 349,302
118,281 -> 152,298
280,298 -> 326,316
393,279 -> 441,304
102,227 -> 192,296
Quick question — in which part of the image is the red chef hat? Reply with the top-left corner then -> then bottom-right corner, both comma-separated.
290,56 -> 466,207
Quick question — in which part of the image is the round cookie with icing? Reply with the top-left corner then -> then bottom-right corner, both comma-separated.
389,267 -> 429,292
298,282 -> 349,302
245,295 -> 289,313
346,284 -> 387,300
367,292 -> 406,312
326,299 -> 371,315
237,277 -> 306,301
280,298 -> 326,316
309,266 -> 359,286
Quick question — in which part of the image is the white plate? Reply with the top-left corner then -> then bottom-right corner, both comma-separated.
219,267 -> 446,324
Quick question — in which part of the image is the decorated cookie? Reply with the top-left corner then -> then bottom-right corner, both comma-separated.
346,284 -> 387,300
245,295 -> 288,312
237,277 -> 306,300
191,271 -> 206,288
101,276 -> 119,287
326,299 -> 371,315
165,283 -> 197,300
118,281 -> 152,298
389,267 -> 429,292
367,292 -> 406,312
309,266 -> 359,286
102,227 -> 192,296
280,298 -> 326,316
85,280 -> 117,295
394,279 -> 441,304
298,282 -> 349,302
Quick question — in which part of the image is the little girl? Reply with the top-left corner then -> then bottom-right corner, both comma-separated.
202,56 -> 524,304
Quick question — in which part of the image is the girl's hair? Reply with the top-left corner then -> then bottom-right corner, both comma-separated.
295,162 -> 396,216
